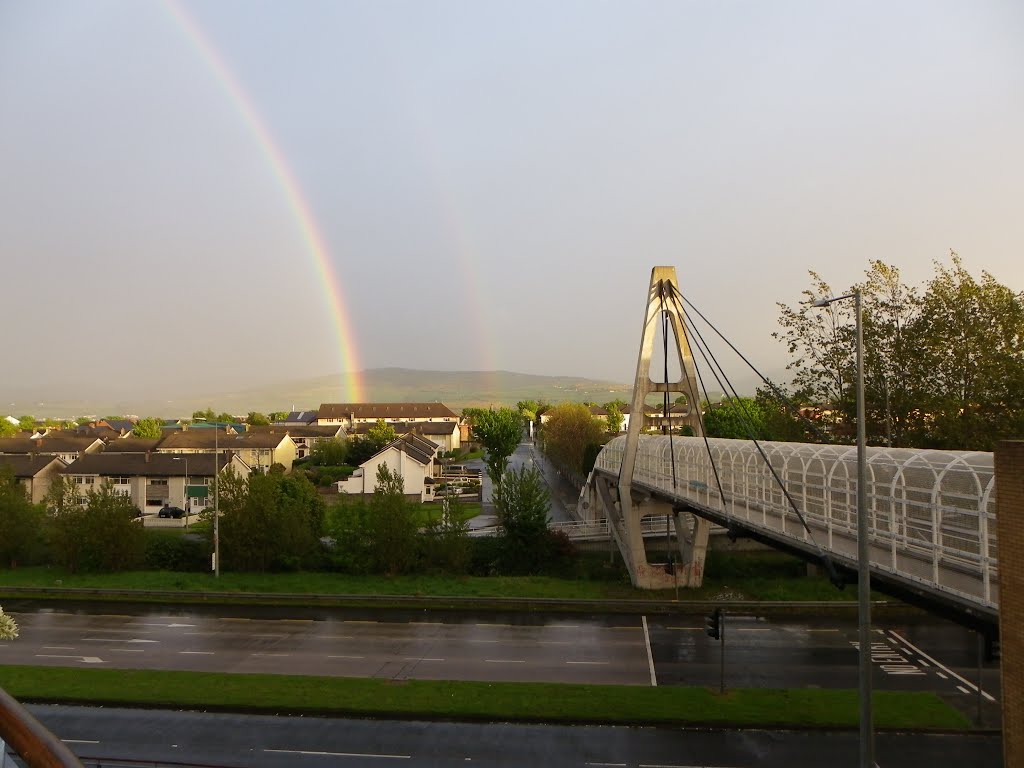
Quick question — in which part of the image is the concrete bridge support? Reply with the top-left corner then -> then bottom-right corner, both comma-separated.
605,266 -> 711,589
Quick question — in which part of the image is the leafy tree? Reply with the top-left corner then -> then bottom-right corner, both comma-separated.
540,403 -> 605,477
365,465 -> 417,575
75,416 -> 92,426
0,468 -> 47,567
48,481 -> 145,573
702,397 -> 771,440
492,465 -> 553,574
421,495 -> 471,574
132,417 -> 164,439
0,420 -> 17,438
215,470 -> 326,572
776,255 -> 1024,450
348,420 -> 398,465
193,408 -> 215,422
603,404 -> 623,434
911,255 -> 1024,450
18,416 -> 35,432
215,412 -> 237,424
471,408 -> 522,486
246,412 -> 270,426
269,411 -> 289,422
310,438 -> 350,467
516,400 -> 540,423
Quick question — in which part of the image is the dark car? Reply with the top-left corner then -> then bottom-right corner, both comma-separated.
158,504 -> 186,519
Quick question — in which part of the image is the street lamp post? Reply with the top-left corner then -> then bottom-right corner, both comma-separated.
214,425 -> 220,578
172,456 -> 189,532
813,289 -> 872,768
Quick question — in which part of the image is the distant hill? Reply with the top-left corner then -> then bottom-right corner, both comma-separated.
2,369 -> 633,420
3,366 -> 782,421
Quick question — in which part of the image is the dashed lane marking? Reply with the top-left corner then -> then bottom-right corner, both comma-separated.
888,630 -> 995,702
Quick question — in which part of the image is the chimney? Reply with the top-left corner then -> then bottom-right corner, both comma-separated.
145,451 -> 151,463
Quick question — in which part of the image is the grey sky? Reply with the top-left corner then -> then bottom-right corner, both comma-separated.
2,1 -> 1022,405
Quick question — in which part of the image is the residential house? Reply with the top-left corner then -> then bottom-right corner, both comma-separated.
156,430 -> 297,472
349,420 -> 460,453
336,433 -> 439,502
246,424 -> 345,459
0,455 -> 67,503
59,452 -> 251,515
0,436 -> 104,465
317,403 -> 459,430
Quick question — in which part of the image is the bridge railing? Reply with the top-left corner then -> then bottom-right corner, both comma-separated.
595,435 -> 998,608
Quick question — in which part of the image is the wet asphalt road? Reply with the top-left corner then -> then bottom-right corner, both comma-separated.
0,603 -> 1000,710
24,705 -> 1004,768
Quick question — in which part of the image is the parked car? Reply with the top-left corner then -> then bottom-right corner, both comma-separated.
158,504 -> 186,519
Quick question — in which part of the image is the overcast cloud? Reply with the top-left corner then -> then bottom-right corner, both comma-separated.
2,1 -> 1022,405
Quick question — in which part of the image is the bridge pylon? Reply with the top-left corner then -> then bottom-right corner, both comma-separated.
600,266 -> 711,589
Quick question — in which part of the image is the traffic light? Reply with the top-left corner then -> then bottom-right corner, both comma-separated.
705,608 -> 722,640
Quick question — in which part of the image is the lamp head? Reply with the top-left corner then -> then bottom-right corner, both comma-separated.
811,297 -> 833,308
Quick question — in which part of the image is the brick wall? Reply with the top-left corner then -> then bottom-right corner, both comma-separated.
996,441 -> 1024,768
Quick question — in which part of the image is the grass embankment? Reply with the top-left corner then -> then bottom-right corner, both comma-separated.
0,665 -> 968,730
0,551 -> 882,603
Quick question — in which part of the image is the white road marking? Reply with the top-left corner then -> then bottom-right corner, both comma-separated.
937,672 -> 948,679
586,763 -> 627,767
344,620 -> 378,625
957,685 -> 971,694
735,628 -> 770,632
468,639 -> 500,644
62,740 -> 100,745
409,622 -> 443,626
476,623 -> 514,628
484,659 -> 525,664
888,630 -> 995,702
179,651 -> 215,655
139,623 -> 195,628
110,649 -> 145,653
265,748 -> 409,759
42,646 -> 75,650
405,657 -> 445,662
35,655 -> 104,664
185,632 -> 218,636
806,629 -> 840,633
328,655 -> 365,659
567,661 -> 609,665
642,616 -> 657,687
253,653 -> 291,657
83,637 -> 157,643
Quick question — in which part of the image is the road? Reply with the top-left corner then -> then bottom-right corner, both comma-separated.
0,603 -> 1000,711
22,705 -> 1004,768
472,438 -> 579,523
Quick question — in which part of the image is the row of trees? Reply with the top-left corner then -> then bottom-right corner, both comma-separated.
775,255 -> 1024,451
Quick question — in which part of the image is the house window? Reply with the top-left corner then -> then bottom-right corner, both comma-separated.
74,476 -> 95,485
111,477 -> 130,485
149,479 -> 168,486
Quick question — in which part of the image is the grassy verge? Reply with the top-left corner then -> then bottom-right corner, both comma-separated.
0,550 -> 886,604
0,665 -> 968,730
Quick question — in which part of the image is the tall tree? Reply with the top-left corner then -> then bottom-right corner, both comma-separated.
0,468 -> 46,567
471,408 -> 522,486
366,465 -> 418,575
911,254 -> 1024,450
132,417 -> 164,439
48,481 -> 144,573
0,420 -> 17,438
492,465 -> 554,575
540,403 -> 606,477
246,412 -> 270,426
703,397 -> 771,440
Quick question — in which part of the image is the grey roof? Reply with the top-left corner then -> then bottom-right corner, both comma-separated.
349,421 -> 456,437
318,402 -> 458,421
0,454 -> 67,478
102,438 -> 164,453
277,411 -> 319,425
157,431 -> 293,451
363,432 -> 438,467
0,436 -> 103,454
59,452 -> 237,477
246,425 -> 344,438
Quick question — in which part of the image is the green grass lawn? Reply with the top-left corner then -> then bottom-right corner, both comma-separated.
0,665 -> 969,730
0,552 -> 878,604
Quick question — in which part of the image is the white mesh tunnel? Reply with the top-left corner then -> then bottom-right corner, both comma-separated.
594,435 -> 998,612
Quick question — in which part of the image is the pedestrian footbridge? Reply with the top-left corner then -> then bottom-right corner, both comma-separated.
581,434 -> 998,626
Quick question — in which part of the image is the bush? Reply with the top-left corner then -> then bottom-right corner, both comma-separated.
144,532 -> 209,572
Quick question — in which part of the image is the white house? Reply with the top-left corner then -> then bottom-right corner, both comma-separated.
336,433 -> 438,502
317,402 -> 459,429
